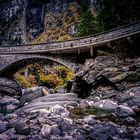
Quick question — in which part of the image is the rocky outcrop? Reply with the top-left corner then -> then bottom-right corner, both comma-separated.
72,55 -> 140,98
0,78 -> 22,97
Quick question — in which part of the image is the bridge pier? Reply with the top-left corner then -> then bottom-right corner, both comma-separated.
90,46 -> 94,57
78,49 -> 80,55
127,37 -> 134,45
107,42 -> 112,48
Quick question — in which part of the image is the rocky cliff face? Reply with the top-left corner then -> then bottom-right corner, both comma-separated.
0,0 -> 99,45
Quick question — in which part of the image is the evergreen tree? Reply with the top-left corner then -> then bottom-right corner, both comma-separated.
97,0 -> 140,30
76,10 -> 101,37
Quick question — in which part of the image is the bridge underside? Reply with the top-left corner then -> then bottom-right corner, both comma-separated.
0,54 -> 79,77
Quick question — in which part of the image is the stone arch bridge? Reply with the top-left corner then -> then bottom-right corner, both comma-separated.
0,21 -> 140,77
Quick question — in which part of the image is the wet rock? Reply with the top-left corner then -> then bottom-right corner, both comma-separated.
0,78 -> 22,96
20,86 -> 50,106
115,105 -> 135,118
93,99 -> 118,112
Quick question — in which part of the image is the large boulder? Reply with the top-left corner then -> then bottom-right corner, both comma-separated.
15,93 -> 79,114
0,78 -> 22,96
20,86 -> 50,106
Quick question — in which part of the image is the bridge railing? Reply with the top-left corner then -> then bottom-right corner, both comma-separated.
0,21 -> 140,53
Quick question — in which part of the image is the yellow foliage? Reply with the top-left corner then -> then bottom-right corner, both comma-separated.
39,73 -> 63,88
39,66 -> 75,88
15,73 -> 36,88
15,64 -> 75,89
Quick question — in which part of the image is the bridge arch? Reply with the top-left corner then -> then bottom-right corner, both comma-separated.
0,55 -> 77,77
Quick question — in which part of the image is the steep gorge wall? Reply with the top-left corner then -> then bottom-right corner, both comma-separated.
0,0 -> 98,45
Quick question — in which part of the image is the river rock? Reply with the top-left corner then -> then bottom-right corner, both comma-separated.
50,124 -> 62,136
123,117 -> 136,125
14,122 -> 30,135
93,99 -> 118,112
49,105 -> 69,117
89,124 -> 118,140
0,96 -> 19,113
40,124 -> 51,139
0,78 -> 22,97
83,115 -> 96,125
115,105 -> 135,118
20,86 -> 50,106
0,121 -> 7,133
134,127 -> 140,140
79,99 -> 90,108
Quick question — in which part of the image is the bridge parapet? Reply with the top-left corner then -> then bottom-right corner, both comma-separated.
0,21 -> 140,54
